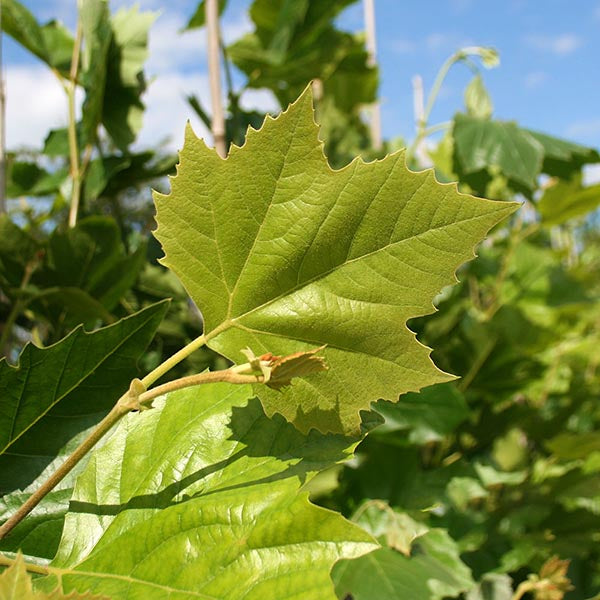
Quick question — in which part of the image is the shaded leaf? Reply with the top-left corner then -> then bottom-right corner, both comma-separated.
0,217 -> 39,289
101,6 -> 156,149
0,301 -> 168,493
351,503 -> 429,556
538,175 -> 600,225
80,0 -> 112,145
373,382 -> 469,444
0,489 -> 72,560
525,129 -> 600,179
466,574 -> 513,600
0,0 -> 73,77
333,529 -> 474,600
155,88 -> 515,434
6,161 -> 67,198
453,114 -> 544,190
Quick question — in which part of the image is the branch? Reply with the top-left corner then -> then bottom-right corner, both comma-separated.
0,344 -> 327,539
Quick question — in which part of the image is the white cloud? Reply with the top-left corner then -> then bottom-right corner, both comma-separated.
136,72 -> 211,152
583,164 -> 600,186
524,71 -> 548,90
5,65 -> 69,148
390,39 -> 416,54
565,119 -> 600,140
3,3 -> 264,154
146,13 -> 207,75
424,32 -> 474,54
239,88 -> 279,115
525,33 -> 582,56
426,33 -> 451,52
449,0 -> 473,12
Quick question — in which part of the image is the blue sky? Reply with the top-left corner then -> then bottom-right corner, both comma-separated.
3,0 -> 600,156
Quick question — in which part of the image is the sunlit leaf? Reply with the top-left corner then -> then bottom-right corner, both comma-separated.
155,88 -> 515,434
39,385 -> 378,599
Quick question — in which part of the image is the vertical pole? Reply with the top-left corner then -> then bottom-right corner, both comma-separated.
67,19 -> 83,228
412,74 -> 425,162
363,0 -> 382,150
206,0 -> 226,158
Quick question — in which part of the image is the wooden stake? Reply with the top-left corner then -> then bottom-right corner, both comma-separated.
363,0 -> 382,150
206,0 -> 226,158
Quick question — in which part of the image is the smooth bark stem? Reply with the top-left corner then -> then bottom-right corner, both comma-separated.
206,0 -> 226,158
67,19 -> 83,228
363,0 -> 381,150
0,402 -> 127,540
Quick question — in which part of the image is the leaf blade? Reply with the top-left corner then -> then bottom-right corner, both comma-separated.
155,88 -> 516,434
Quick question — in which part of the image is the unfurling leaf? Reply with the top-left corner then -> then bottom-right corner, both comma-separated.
533,556 -> 573,600
267,345 -> 328,390
155,87 -> 516,434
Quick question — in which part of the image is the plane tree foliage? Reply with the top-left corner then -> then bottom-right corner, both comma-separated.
1,0 -> 599,598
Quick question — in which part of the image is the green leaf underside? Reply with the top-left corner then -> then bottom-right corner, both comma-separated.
155,88 -> 516,434
40,385 -> 376,599
0,302 -> 169,477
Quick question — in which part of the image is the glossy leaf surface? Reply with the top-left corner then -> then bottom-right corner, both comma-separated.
41,385 -> 377,599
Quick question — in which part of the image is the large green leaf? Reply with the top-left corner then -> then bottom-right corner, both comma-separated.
525,129 -> 600,178
453,114 -> 544,191
101,6 -> 156,149
1,0 -> 74,76
80,0 -> 112,145
538,174 -> 600,225
333,529 -> 474,600
0,489 -> 72,559
37,385 -> 377,599
373,382 -> 469,444
154,88 -> 516,435
0,301 -> 168,495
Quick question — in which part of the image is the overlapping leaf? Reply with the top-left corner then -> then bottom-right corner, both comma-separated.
154,88 -> 516,434
39,385 -> 377,599
333,528 -> 474,600
0,0 -> 74,76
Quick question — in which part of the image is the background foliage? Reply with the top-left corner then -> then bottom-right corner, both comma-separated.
1,0 -> 599,599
